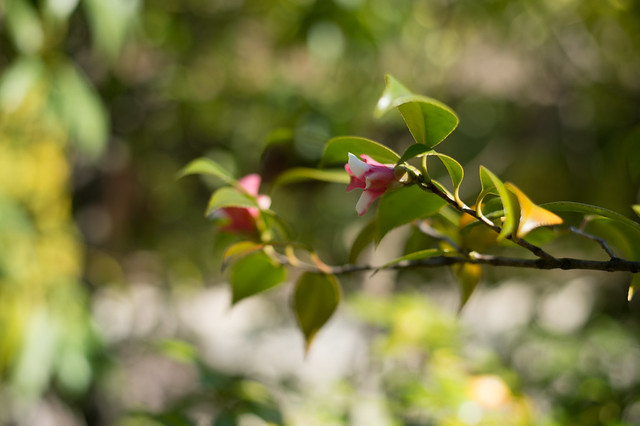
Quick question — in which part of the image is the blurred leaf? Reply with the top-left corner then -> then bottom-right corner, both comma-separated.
130,411 -> 195,426
632,205 -> 640,218
178,158 -> 237,186
230,251 -> 286,304
453,263 -> 482,310
292,272 -> 340,350
583,217 -> 640,261
377,248 -> 445,272
349,219 -> 377,264
83,0 -> 140,60
206,187 -> 258,216
505,183 -> 563,239
423,151 -> 465,206
477,166 -> 517,241
376,74 -> 458,148
45,0 -> 80,19
376,185 -> 447,243
628,274 -> 640,301
156,340 -> 198,364
272,167 -> 349,189
5,0 -> 44,54
50,63 -> 108,160
320,136 -> 399,167
222,241 -> 266,272
0,58 -> 44,112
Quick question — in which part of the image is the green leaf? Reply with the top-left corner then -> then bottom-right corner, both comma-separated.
230,251 -> 286,304
454,263 -> 482,310
51,63 -> 108,160
0,57 -> 44,111
178,157 -> 237,186
377,248 -> 445,272
543,201 -> 640,234
222,241 -> 266,272
292,272 -> 340,350
477,166 -> 517,241
349,219 -> 377,264
5,0 -> 44,54
583,217 -> 640,261
398,143 -> 432,164
375,74 -> 459,148
206,187 -> 258,216
272,168 -> 349,189
83,0 -> 138,60
423,152 -> 465,206
320,136 -> 399,167
633,205 -> 640,218
376,185 -> 447,243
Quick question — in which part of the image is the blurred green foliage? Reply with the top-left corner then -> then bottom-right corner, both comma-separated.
1,0 -> 640,424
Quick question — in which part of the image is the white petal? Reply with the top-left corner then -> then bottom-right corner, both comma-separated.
355,190 -> 377,216
348,153 -> 370,179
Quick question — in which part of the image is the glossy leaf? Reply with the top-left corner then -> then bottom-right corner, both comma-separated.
423,152 -> 465,206
320,136 -> 400,167
230,251 -> 287,304
454,263 -> 482,310
376,185 -> 447,243
349,219 -> 377,264
206,187 -> 258,216
377,248 -> 445,272
583,217 -> 640,261
632,205 -> 640,218
178,157 -> 237,186
477,167 -> 517,241
543,201 -> 640,234
292,272 -> 340,350
222,241 -> 266,272
272,167 -> 349,189
398,143 -> 432,164
375,74 -> 459,148
505,183 -> 563,239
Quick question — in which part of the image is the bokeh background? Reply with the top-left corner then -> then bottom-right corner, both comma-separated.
1,0 -> 640,424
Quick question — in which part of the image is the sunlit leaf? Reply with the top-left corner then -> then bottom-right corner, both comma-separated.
349,219 -> 377,264
628,274 -> 640,302
632,205 -> 640,218
422,152 -> 465,206
477,167 -> 517,241
505,183 -> 563,239
377,248 -> 445,272
83,0 -> 139,60
5,0 -> 44,54
272,167 -> 349,189
222,241 -> 266,272
0,58 -> 44,111
230,251 -> 286,304
320,136 -> 400,167
376,185 -> 447,243
206,187 -> 258,216
375,74 -> 458,148
178,157 -> 237,186
453,263 -> 482,310
292,272 -> 340,350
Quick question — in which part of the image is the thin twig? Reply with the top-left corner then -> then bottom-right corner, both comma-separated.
568,226 -> 618,260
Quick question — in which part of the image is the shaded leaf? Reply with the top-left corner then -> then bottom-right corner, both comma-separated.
178,157 -> 237,186
583,217 -> 640,261
454,263 -> 482,310
505,183 -> 563,239
349,219 -> 377,264
477,167 -> 517,241
320,136 -> 399,167
543,201 -> 640,234
292,272 -> 340,350
272,167 -> 349,189
230,251 -> 286,304
375,74 -> 458,148
398,143 -> 432,164
206,187 -> 258,217
377,248 -> 445,272
376,185 -> 447,243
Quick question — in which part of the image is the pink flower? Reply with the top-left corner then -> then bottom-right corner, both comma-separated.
215,174 -> 271,233
345,153 -> 398,216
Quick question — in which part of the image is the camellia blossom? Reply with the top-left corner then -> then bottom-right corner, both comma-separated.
345,152 -> 398,216
213,174 -> 271,233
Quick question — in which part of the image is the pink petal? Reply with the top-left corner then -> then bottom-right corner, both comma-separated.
355,189 -> 385,216
238,174 -> 261,196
